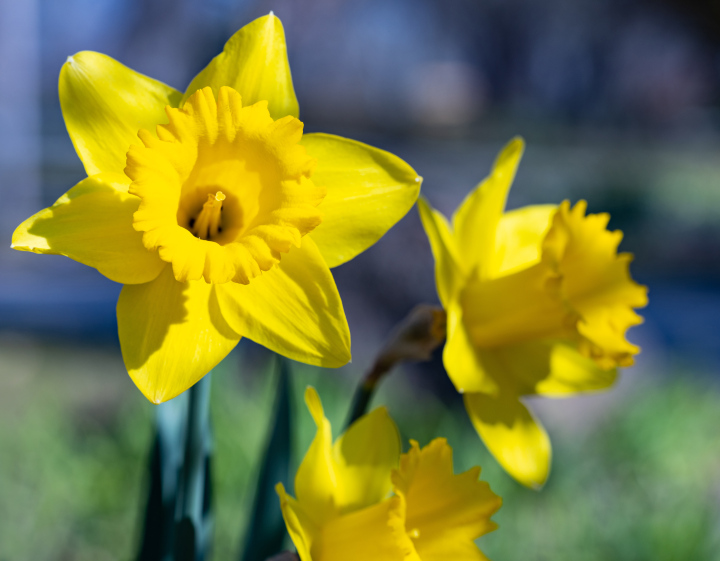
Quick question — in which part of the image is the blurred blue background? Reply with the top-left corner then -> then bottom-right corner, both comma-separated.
0,0 -> 719,559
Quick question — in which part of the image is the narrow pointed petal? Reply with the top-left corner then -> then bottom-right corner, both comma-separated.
464,392 -> 551,489
117,266 -> 241,403
294,387 -> 338,527
301,133 -> 421,268
60,51 -> 182,176
442,302 -> 499,395
12,174 -> 165,284
332,407 -> 401,513
276,483 -> 318,561
392,439 -> 501,561
182,14 -> 298,119
417,197 -> 465,308
452,137 -> 524,279
215,237 -> 351,368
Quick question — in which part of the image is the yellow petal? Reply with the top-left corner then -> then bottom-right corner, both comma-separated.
276,483 -> 318,561
442,301 -> 499,395
117,266 -> 241,403
538,343 -> 618,395
182,14 -> 298,120
464,391 -> 551,489
215,237 -> 351,368
460,260 -> 569,349
332,407 -> 401,514
452,137 -> 524,279
392,439 -> 501,561
311,497 -> 415,561
60,51 -> 182,176
294,387 -> 338,527
417,197 -> 465,308
484,341 -> 618,397
302,133 -> 422,268
11,174 -> 165,284
492,204 -> 556,278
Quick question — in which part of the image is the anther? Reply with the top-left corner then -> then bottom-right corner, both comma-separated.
191,191 -> 225,240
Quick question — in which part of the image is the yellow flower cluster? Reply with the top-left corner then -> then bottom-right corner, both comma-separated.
10,12 -> 649,558
277,388 -> 501,561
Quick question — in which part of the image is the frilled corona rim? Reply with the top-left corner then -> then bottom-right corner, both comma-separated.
463,199 -> 648,369
125,86 -> 326,285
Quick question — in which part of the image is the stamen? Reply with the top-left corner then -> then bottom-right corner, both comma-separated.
191,191 -> 225,240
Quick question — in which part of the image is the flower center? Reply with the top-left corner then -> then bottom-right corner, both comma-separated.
191,191 -> 226,240
125,86 -> 325,284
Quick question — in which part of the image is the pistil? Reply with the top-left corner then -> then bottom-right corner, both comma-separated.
191,191 -> 225,240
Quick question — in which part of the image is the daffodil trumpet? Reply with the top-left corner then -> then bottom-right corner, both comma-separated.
418,137 -> 648,488
11,14 -> 421,404
277,387 -> 502,561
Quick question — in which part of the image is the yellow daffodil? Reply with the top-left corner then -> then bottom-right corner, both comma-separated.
11,15 -> 421,403
276,387 -> 501,561
418,137 -> 648,488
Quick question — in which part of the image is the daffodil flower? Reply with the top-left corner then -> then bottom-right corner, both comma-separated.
11,15 -> 421,403
418,137 -> 648,488
276,387 -> 501,561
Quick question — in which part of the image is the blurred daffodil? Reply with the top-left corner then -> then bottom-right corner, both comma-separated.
276,387 -> 501,561
11,15 -> 420,403
418,137 -> 648,488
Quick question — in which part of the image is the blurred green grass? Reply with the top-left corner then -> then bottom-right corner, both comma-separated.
0,339 -> 718,561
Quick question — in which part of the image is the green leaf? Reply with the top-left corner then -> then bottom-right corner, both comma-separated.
136,393 -> 188,561
174,374 -> 213,561
239,357 -> 293,561
135,375 -> 214,561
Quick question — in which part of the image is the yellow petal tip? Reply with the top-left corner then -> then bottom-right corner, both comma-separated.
495,137 -> 525,168
332,343 -> 352,368
62,50 -> 92,70
304,386 -> 325,426
132,378 -> 174,405
507,448 -> 551,491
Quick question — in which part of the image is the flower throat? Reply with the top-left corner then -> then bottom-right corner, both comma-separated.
189,191 -> 226,241
125,86 -> 325,285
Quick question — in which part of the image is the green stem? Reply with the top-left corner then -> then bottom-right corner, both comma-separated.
344,362 -> 389,429
344,305 -> 447,429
